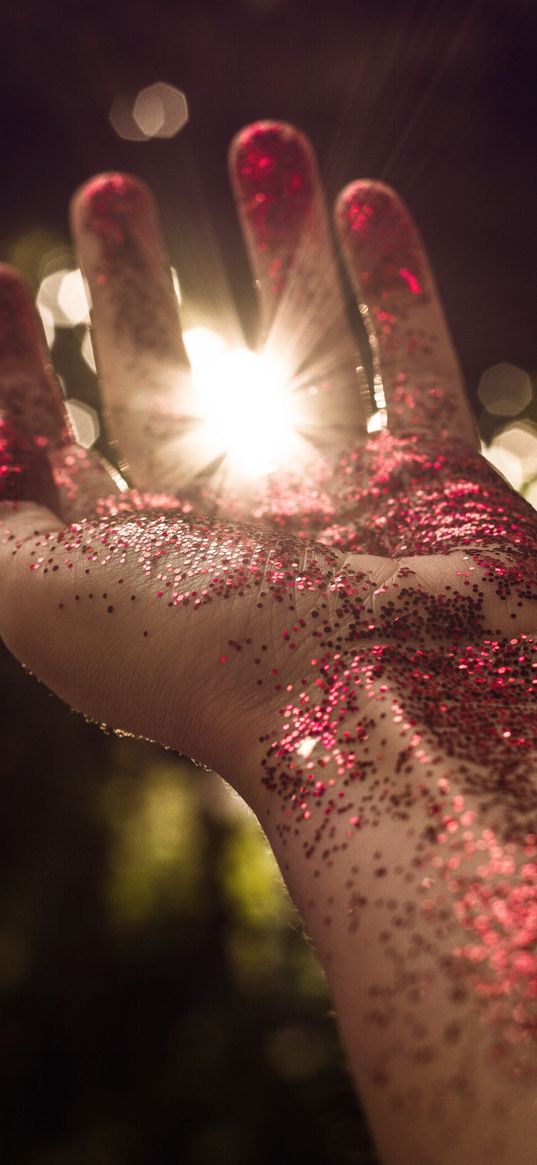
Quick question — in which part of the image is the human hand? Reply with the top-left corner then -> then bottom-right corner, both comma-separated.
2,122 -> 537,1162
0,120 -> 535,820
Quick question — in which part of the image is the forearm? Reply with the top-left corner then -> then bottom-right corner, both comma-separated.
256,736 -> 537,1165
239,627 -> 537,1165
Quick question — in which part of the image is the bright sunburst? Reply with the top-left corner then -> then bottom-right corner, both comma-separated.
183,326 -> 303,477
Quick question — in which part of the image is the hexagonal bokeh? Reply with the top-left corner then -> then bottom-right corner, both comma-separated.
481,419 -> 537,491
110,84 -> 188,141
477,362 -> 533,417
64,398 -> 100,449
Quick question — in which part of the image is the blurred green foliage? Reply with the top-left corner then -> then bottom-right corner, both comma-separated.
0,645 -> 377,1164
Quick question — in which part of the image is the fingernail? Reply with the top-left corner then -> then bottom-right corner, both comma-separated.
0,416 -> 59,510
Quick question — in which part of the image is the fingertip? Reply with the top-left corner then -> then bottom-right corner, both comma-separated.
70,170 -> 182,359
0,263 -> 34,292
229,119 -> 317,207
335,179 -> 400,231
70,172 -> 156,246
228,120 -> 322,308
334,180 -> 415,242
335,180 -> 426,300
0,265 -> 51,362
229,118 -> 315,164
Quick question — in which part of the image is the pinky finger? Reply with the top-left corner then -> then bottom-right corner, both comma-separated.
335,181 -> 477,446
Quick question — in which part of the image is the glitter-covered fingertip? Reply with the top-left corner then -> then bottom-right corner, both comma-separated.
335,180 -> 425,298
71,172 -> 155,248
0,266 -> 51,362
229,120 -> 316,251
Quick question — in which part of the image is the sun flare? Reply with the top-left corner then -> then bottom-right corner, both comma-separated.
183,326 -> 303,477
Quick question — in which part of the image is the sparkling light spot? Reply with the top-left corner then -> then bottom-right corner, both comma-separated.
367,408 -> 387,434
183,327 -> 301,477
296,736 -> 318,759
171,267 -> 182,303
399,267 -> 422,295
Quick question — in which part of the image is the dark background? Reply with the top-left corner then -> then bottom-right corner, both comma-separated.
1,1 -> 537,1162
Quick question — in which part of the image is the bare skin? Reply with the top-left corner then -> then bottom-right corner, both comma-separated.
1,122 -> 537,1165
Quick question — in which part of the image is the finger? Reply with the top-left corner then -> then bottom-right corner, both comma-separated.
70,174 -> 212,491
335,181 -> 477,446
0,413 -> 62,639
229,121 -> 370,444
0,265 -> 69,449
0,418 -> 60,514
0,267 -> 122,520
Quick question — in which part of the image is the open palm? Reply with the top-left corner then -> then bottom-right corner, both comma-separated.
1,120 -> 535,795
